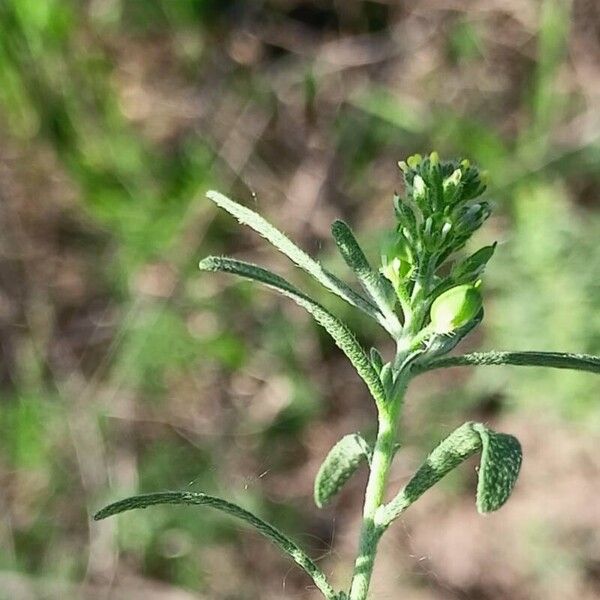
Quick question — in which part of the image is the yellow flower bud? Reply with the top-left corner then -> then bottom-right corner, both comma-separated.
380,257 -> 404,285
407,153 -> 423,168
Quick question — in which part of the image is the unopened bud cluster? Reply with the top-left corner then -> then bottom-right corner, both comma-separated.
381,152 -> 494,341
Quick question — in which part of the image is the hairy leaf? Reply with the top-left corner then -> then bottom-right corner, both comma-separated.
206,191 -> 383,323
393,194 -> 418,235
314,434 -> 371,508
331,220 -> 401,334
378,422 -> 522,528
370,347 -> 384,374
199,256 -> 387,407
473,423 -> 522,512
451,243 -> 496,284
413,350 -> 600,375
379,362 -> 394,397
95,491 -> 337,599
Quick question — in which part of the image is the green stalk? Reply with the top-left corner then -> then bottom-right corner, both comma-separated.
348,385 -> 405,600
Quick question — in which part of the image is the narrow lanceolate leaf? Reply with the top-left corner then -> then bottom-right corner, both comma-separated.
199,256 -> 387,407
379,363 -> 394,398
369,347 -> 384,374
413,351 -> 600,376
331,220 -> 401,335
451,243 -> 496,284
95,491 -> 337,600
314,434 -> 371,508
205,191 -> 383,324
378,422 -> 522,528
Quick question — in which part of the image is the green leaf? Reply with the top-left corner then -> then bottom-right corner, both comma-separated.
451,243 -> 496,284
206,191 -> 383,323
314,434 -> 371,508
379,362 -> 394,397
393,194 -> 418,235
413,350 -> 600,376
378,422 -> 522,528
369,347 -> 384,374
472,423 -> 522,513
199,256 -> 387,407
95,491 -> 337,599
330,220 -> 401,335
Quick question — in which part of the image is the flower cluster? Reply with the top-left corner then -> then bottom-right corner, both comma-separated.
382,152 -> 494,340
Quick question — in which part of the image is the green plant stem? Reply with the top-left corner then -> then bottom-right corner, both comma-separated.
394,281 -> 413,327
348,388 -> 404,600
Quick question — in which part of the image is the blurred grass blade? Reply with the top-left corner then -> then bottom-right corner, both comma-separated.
413,351 -> 600,375
379,422 -> 522,527
95,491 -> 338,599
199,256 -> 387,407
331,220 -> 401,335
205,191 -> 384,324
314,434 -> 371,508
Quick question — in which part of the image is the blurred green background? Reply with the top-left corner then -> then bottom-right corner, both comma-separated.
0,1 -> 599,599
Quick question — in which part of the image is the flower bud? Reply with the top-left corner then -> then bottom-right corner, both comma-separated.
380,257 -> 404,285
442,168 -> 463,204
443,168 -> 462,190
430,283 -> 483,334
381,232 -> 411,263
412,174 -> 428,205
380,235 -> 412,285
456,202 -> 491,234
406,153 -> 423,168
397,160 -> 409,173
441,221 -> 452,238
393,195 -> 417,234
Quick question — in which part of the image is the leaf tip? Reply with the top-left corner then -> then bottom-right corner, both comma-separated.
198,256 -> 219,271
93,506 -> 111,521
313,494 -> 326,509
313,434 -> 370,509
476,429 -> 522,514
330,219 -> 347,234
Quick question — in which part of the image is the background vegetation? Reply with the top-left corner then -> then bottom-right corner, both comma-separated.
0,1 -> 599,598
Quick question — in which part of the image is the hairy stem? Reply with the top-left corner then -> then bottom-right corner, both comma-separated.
348,389 -> 404,600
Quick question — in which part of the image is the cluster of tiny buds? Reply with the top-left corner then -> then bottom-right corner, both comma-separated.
380,152 -> 492,340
